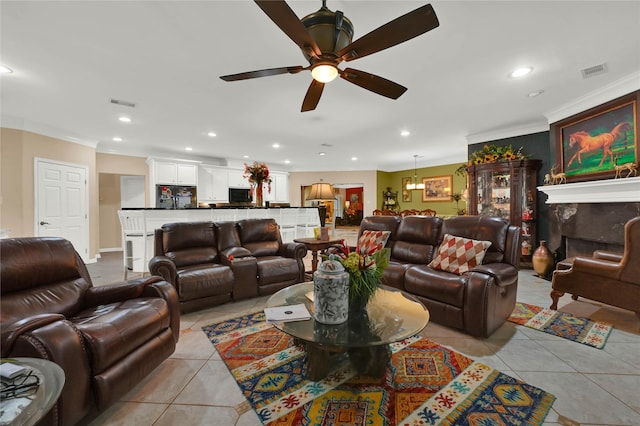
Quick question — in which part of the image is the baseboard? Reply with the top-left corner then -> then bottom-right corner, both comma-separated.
100,247 -> 123,253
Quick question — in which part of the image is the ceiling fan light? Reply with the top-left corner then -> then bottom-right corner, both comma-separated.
311,63 -> 338,83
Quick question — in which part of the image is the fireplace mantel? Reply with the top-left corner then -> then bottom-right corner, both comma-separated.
537,177 -> 640,204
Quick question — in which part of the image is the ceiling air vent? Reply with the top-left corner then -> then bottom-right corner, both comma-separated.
581,63 -> 607,79
109,98 -> 136,108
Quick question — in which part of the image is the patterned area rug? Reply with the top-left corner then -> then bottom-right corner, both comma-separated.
203,312 -> 555,425
508,302 -> 613,349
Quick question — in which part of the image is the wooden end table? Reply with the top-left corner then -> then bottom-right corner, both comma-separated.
293,237 -> 342,273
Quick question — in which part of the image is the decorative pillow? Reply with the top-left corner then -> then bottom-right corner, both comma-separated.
428,233 -> 492,275
357,230 -> 391,255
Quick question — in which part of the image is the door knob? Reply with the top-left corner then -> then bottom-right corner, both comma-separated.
40,221 -> 50,225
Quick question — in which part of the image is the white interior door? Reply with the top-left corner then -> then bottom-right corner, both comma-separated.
35,158 -> 89,261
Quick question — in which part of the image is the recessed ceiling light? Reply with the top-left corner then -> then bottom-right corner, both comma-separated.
207,132 -> 216,137
284,160 -> 290,164
510,67 -> 533,78
528,90 -> 544,97
351,157 -> 358,161
0,66 -> 13,74
185,147 -> 193,151
118,116 -> 131,123
272,143 -> 280,148
400,130 -> 410,137
112,137 -> 123,142
243,155 -> 249,158
319,152 -> 326,156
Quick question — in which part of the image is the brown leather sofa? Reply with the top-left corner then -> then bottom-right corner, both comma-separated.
149,218 -> 307,313
0,237 -> 180,426
357,215 -> 521,337
550,215 -> 640,318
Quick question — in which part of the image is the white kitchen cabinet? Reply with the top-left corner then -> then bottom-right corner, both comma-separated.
153,160 -> 197,185
227,169 -> 250,188
263,172 -> 289,202
198,166 -> 228,202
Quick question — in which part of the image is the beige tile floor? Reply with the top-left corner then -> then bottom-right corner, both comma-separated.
85,227 -> 640,426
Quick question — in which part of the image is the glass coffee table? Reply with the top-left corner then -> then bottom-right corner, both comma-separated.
265,281 -> 429,381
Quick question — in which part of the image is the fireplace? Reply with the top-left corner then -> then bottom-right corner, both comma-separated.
538,177 -> 640,260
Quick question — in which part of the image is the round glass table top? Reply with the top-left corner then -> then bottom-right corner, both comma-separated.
265,282 -> 429,348
0,357 -> 65,426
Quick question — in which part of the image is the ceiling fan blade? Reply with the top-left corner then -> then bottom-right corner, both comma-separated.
301,80 -> 325,112
220,66 -> 305,81
255,0 -> 322,59
337,4 -> 439,62
340,68 -> 407,99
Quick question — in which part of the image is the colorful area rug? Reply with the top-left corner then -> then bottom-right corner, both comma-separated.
508,302 -> 613,349
203,312 -> 555,425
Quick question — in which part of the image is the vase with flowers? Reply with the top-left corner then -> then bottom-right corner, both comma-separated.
243,161 -> 272,207
330,239 -> 390,312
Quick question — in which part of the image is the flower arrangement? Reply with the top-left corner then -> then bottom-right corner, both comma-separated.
243,161 -> 272,192
456,144 -> 527,176
469,144 -> 526,165
330,239 -> 390,305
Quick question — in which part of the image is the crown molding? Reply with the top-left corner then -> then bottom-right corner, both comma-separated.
465,121 -> 549,145
545,71 -> 640,124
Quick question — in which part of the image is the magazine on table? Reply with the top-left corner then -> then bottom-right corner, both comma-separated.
264,304 -> 311,323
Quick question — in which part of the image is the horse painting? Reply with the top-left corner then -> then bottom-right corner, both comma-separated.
566,121 -> 631,168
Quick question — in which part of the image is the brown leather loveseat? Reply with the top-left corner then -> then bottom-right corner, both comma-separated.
149,218 -> 307,312
0,237 -> 180,426
357,215 -> 520,337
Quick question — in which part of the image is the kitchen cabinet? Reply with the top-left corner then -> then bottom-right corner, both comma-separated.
227,169 -> 250,188
198,166 -> 229,202
467,159 -> 541,261
263,172 -> 289,203
153,161 -> 197,185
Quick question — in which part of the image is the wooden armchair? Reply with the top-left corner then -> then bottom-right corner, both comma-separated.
550,216 -> 640,319
419,209 -> 437,216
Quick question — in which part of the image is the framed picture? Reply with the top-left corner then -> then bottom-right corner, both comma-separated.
552,90 -> 639,182
401,177 -> 412,202
422,175 -> 452,202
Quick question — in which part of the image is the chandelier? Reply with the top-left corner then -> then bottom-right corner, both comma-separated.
406,155 -> 425,190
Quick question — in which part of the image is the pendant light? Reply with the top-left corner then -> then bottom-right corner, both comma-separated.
406,155 -> 425,190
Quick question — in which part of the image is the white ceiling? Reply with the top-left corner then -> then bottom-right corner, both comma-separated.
2,1 -> 639,172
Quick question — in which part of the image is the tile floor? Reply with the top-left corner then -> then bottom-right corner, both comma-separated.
85,227 -> 640,426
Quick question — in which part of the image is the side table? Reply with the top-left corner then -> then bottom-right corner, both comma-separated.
0,358 -> 65,426
293,237 -> 342,273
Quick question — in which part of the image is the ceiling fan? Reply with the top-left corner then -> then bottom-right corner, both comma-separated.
220,0 -> 439,112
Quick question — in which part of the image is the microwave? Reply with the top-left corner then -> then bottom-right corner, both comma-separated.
229,188 -> 251,203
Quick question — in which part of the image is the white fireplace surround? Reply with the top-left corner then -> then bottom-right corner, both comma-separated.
537,177 -> 640,204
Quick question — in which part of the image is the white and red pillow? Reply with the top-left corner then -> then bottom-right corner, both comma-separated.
428,233 -> 492,275
357,230 -> 391,255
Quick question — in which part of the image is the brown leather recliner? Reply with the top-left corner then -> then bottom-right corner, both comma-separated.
149,219 -> 307,312
0,237 -> 180,426
551,215 -> 640,318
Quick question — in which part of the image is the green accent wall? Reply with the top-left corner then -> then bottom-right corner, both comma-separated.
377,163 -> 466,217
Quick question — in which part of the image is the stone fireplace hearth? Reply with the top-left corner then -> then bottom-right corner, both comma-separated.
538,177 -> 640,260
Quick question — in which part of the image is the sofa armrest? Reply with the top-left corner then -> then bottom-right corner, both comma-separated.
220,247 -> 252,260
141,280 -> 181,343
83,275 -> 166,306
593,250 -> 623,263
3,319 -> 93,425
1,314 -> 65,357
279,242 -> 308,259
570,256 -> 622,280
149,255 -> 178,286
469,263 -> 519,287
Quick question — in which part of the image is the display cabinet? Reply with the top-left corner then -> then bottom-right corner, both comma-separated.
382,187 -> 398,211
467,159 -> 541,261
